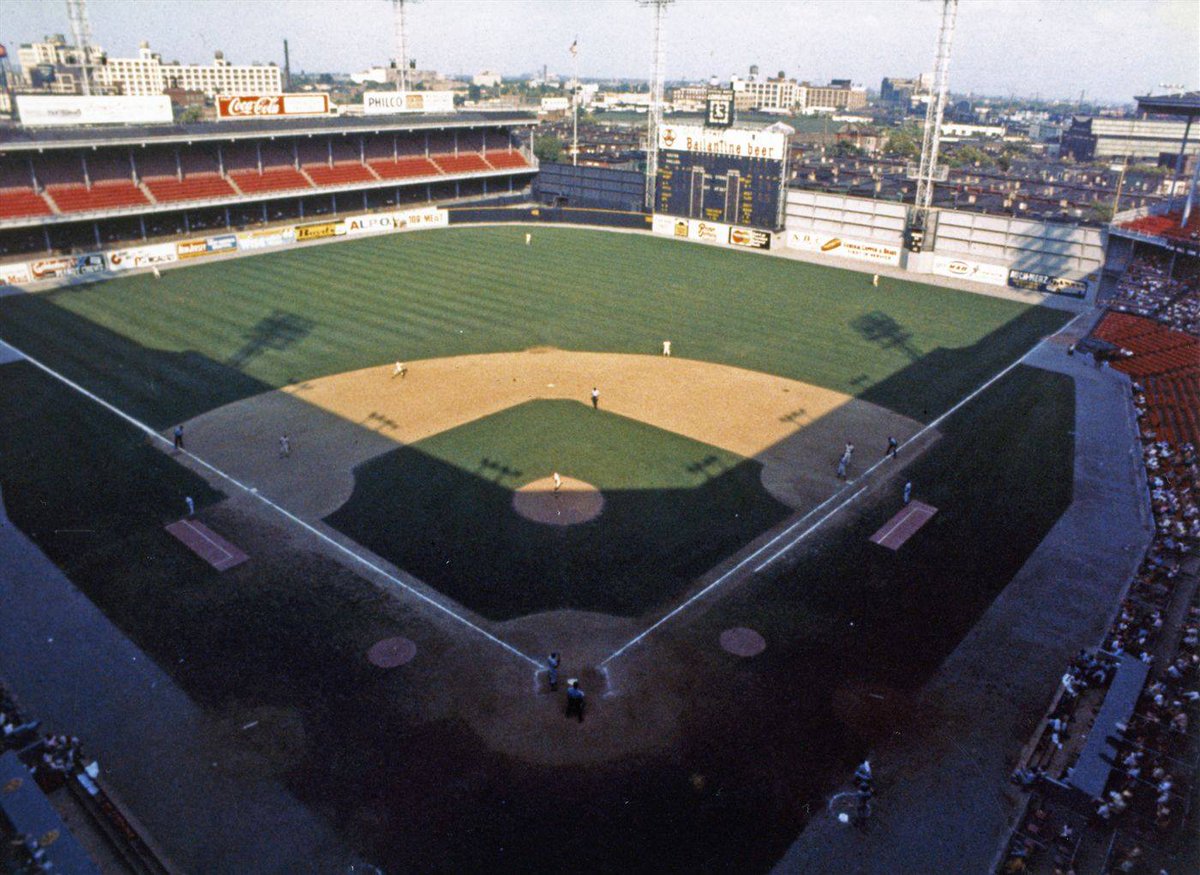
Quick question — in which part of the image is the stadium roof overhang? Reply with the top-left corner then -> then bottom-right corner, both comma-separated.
0,111 -> 538,153
1135,92 -> 1200,119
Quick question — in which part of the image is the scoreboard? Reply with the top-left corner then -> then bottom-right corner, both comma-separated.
654,124 -> 790,231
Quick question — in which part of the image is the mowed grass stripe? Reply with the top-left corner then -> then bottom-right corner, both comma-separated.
0,226 -> 1070,424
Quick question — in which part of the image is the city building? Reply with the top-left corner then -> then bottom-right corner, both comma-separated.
1061,116 -> 1199,162
731,75 -> 803,114
89,42 -> 281,98
879,74 -> 931,109
16,34 -> 107,94
801,80 -> 868,113
472,71 -> 502,89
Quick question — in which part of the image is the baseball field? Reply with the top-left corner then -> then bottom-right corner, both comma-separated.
0,225 -> 1078,872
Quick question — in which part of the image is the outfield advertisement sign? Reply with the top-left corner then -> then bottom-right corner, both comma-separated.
931,255 -> 1008,286
363,91 -> 456,115
657,124 -> 788,161
29,253 -> 106,280
236,227 -> 296,251
1007,269 -> 1089,298
729,226 -> 771,250
0,263 -> 32,286
216,93 -> 330,119
343,207 -> 449,236
107,243 -> 177,271
651,215 -> 773,250
16,94 -> 173,127
177,234 -> 238,259
786,230 -> 901,266
294,221 -> 347,242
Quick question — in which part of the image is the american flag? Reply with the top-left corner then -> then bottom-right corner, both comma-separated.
569,39 -> 578,58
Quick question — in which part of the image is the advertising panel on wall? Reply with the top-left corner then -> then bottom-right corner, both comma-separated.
362,91 -> 456,115
294,221 -> 347,242
1007,269 -> 1089,298
729,226 -> 771,250
216,93 -> 330,119
28,253 -> 106,280
343,207 -> 448,235
107,243 -> 178,271
236,227 -> 297,251
177,234 -> 237,259
16,95 -> 173,127
0,263 -> 32,286
786,230 -> 901,266
931,255 -> 1008,286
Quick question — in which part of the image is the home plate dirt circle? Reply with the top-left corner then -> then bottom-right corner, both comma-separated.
720,627 -> 767,657
367,636 -> 417,668
512,477 -> 605,526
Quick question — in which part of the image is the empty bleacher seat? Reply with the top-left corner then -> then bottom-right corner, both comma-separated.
367,157 -> 440,180
432,154 -> 490,174
303,163 -> 376,186
228,167 -> 312,194
485,151 -> 530,170
47,181 -> 149,213
0,188 -> 53,219
143,174 -> 237,203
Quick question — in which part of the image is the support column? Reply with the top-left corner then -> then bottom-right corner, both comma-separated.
224,207 -> 231,228
81,154 -> 91,189
262,203 -> 268,223
1169,115 -> 1193,215
43,227 -> 52,252
175,147 -> 183,180
256,142 -> 263,174
183,213 -> 191,233
139,215 -> 146,240
93,222 -> 101,248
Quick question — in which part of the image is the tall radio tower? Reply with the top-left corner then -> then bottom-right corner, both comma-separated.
66,0 -> 96,96
640,0 -> 673,210
392,0 -> 412,92
909,0 -> 958,249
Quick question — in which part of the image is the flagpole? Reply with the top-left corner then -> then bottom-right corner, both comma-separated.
572,36 -> 579,167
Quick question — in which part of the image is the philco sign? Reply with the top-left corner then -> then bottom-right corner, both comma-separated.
217,93 -> 331,119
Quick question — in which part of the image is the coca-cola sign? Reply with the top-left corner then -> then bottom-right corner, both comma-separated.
217,93 -> 330,120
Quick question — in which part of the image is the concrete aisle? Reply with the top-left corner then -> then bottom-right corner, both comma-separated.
0,485 -> 359,875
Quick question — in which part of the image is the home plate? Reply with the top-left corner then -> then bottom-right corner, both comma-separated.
870,501 -> 937,550
165,519 -> 249,571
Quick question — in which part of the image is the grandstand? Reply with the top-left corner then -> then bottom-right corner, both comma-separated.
0,112 -> 537,255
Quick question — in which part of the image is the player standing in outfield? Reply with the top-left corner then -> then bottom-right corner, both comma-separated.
525,232 -> 532,246
279,434 -> 291,458
553,471 -> 562,493
392,361 -> 407,379
662,339 -> 672,356
872,274 -> 880,287
591,387 -> 600,409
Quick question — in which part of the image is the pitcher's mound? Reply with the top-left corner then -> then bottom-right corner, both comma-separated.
513,477 -> 604,526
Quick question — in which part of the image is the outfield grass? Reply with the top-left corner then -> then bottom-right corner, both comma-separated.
0,227 -> 1069,428
326,399 -> 792,619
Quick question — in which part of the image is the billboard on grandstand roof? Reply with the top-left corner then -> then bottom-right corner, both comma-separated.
216,93 -> 331,120
17,95 -> 173,127
363,91 -> 456,115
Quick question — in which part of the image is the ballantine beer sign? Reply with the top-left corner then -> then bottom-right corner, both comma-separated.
217,93 -> 330,119
656,124 -> 788,161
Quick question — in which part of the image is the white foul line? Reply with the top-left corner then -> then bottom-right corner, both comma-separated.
0,338 -> 543,670
176,519 -> 236,562
870,504 -> 933,546
601,308 -> 1089,665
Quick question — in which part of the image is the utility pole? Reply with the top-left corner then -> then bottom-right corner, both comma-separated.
66,0 -> 95,96
571,37 -> 579,166
392,0 -> 412,92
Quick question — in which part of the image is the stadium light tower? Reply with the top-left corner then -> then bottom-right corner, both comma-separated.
907,0 -> 958,252
391,0 -> 414,92
66,0 -> 96,96
639,0 -> 674,210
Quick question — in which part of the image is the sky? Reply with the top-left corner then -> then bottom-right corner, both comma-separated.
3,0 -> 1197,103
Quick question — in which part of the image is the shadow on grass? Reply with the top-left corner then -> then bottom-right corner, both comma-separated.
0,290 -> 273,430
325,439 -> 791,621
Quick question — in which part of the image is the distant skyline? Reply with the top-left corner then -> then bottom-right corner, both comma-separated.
3,0 -> 1196,103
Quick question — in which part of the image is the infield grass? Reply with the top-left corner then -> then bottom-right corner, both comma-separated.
325,399 -> 792,619
0,226 -> 1069,428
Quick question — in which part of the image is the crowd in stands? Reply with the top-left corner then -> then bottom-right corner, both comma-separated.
998,354 -> 1199,875
1103,251 -> 1200,336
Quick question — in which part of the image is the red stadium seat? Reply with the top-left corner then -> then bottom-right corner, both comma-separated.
431,153 -> 490,174
143,173 -> 237,204
228,167 -> 313,194
484,151 -> 531,170
303,163 -> 377,186
46,181 -> 149,213
0,188 -> 54,218
367,157 -> 441,180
